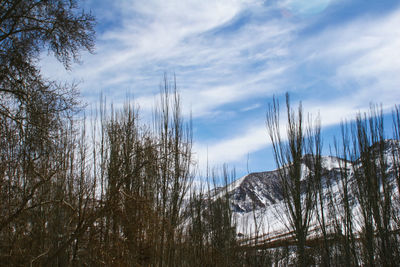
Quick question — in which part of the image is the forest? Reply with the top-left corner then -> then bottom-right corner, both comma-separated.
1,1 -> 400,266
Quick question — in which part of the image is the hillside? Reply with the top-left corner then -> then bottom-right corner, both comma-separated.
216,140 -> 400,244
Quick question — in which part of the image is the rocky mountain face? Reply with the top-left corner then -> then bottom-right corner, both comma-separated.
219,139 -> 400,237
228,155 -> 345,213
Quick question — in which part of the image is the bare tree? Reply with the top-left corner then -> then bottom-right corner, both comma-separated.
266,93 -> 317,266
332,122 -> 359,266
0,1 -> 94,265
351,106 -> 397,266
0,0 -> 94,124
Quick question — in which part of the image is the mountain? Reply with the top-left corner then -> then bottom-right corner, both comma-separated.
219,139 -> 400,241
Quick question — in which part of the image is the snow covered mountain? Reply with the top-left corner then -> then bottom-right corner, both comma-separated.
219,139 -> 400,241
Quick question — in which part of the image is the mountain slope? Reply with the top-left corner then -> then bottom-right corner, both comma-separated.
219,140 -> 400,241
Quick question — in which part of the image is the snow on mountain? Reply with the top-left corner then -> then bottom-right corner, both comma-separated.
227,155 -> 346,237
218,140 -> 400,241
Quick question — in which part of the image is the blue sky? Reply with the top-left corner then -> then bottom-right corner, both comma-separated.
41,0 -> 400,178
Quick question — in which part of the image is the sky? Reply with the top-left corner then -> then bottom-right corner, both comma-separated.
41,0 -> 400,178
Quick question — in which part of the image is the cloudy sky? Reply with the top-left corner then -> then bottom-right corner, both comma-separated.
41,0 -> 400,177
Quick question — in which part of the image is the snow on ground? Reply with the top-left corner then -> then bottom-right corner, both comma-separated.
226,148 -> 400,244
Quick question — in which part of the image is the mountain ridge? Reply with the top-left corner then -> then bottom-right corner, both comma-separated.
218,139 -> 400,238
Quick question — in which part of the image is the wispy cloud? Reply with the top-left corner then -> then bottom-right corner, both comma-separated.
43,0 -> 296,107
192,3 -> 400,173
241,103 -> 262,112
40,0 -> 400,177
297,7 -> 400,108
194,125 -> 269,170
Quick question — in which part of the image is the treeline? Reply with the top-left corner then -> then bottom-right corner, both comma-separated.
0,73 -> 247,265
260,95 -> 400,266
0,1 -> 243,265
1,1 -> 400,266
3,82 -> 399,266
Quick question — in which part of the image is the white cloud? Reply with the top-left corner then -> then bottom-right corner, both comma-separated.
279,0 -> 334,17
81,0 -> 257,75
41,0 -> 296,111
131,5 -> 400,172
298,7 -> 400,106
194,125 -> 269,171
241,103 -> 262,112
39,1 -> 400,176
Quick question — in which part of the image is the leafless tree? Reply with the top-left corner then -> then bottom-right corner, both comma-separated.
351,106 -> 397,266
332,122 -> 359,266
266,93 -> 318,266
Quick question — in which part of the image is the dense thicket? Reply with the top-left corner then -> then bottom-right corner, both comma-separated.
1,1 -> 400,266
264,100 -> 400,266
0,1 -> 94,265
